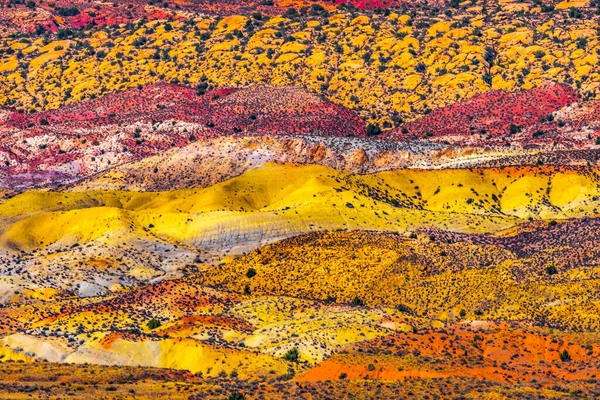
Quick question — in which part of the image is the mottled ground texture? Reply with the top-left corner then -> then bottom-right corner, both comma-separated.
2,0 -> 600,399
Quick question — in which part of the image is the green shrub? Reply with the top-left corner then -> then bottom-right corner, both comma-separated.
283,347 -> 299,362
546,265 -> 558,275
146,318 -> 161,330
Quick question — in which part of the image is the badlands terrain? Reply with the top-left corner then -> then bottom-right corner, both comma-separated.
2,0 -> 600,399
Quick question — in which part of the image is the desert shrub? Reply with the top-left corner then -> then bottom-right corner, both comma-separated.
396,304 -> 412,313
56,7 -> 80,16
366,124 -> 382,136
351,297 -> 364,307
146,318 -> 161,330
541,4 -> 555,12
509,124 -> 522,135
546,265 -> 558,275
569,7 -> 583,19
324,295 -> 337,303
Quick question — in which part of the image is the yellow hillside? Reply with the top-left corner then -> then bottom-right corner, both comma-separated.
204,231 -> 511,317
1,164 -> 599,252
65,337 -> 290,378
204,230 -> 600,329
1,6 -> 599,126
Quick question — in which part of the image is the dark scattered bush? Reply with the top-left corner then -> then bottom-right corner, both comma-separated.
228,393 -> 246,400
366,124 -> 382,136
350,297 -> 364,307
56,7 -> 80,16
546,265 -> 558,275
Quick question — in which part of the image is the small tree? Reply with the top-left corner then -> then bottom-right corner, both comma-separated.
560,349 -> 571,362
246,268 -> 257,278
283,347 -> 299,362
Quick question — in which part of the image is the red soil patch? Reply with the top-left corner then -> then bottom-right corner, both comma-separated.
298,323 -> 600,385
0,82 -> 364,181
6,82 -> 364,136
387,82 -> 578,140
38,279 -> 243,329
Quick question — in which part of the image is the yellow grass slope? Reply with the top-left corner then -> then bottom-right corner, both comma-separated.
2,5 -> 600,127
66,337 -> 290,378
0,163 -> 599,252
204,230 -> 600,329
